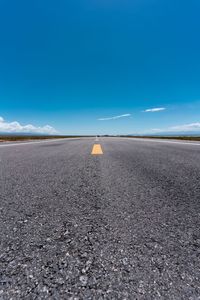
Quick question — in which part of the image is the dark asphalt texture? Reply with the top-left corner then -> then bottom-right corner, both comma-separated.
0,137 -> 200,299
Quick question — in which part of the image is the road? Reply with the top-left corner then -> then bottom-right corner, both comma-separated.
0,137 -> 200,299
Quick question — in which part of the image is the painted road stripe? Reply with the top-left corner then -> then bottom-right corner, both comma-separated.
91,144 -> 103,155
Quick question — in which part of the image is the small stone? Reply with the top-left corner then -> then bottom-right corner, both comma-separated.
82,268 -> 87,274
42,286 -> 48,293
122,258 -> 128,265
56,278 -> 65,285
81,252 -> 88,258
80,275 -> 88,286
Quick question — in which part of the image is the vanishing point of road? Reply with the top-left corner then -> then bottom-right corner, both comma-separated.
0,137 -> 199,299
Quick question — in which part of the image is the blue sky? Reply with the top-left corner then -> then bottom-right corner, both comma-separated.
0,0 -> 200,134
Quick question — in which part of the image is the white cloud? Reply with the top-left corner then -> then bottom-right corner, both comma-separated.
0,116 -> 57,134
150,122 -> 200,133
144,107 -> 166,112
151,128 -> 163,132
169,122 -> 200,132
98,114 -> 131,121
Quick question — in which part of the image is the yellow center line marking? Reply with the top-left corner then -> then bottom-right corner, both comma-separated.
91,144 -> 103,155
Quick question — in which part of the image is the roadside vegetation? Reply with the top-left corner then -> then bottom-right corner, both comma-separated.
120,136 -> 200,141
0,136 -> 86,142
1,135 -> 200,143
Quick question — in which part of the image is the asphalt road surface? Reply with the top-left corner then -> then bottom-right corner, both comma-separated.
0,137 -> 200,299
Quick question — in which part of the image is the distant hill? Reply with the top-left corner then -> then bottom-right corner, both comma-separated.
0,132 -> 56,136
127,132 -> 200,137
